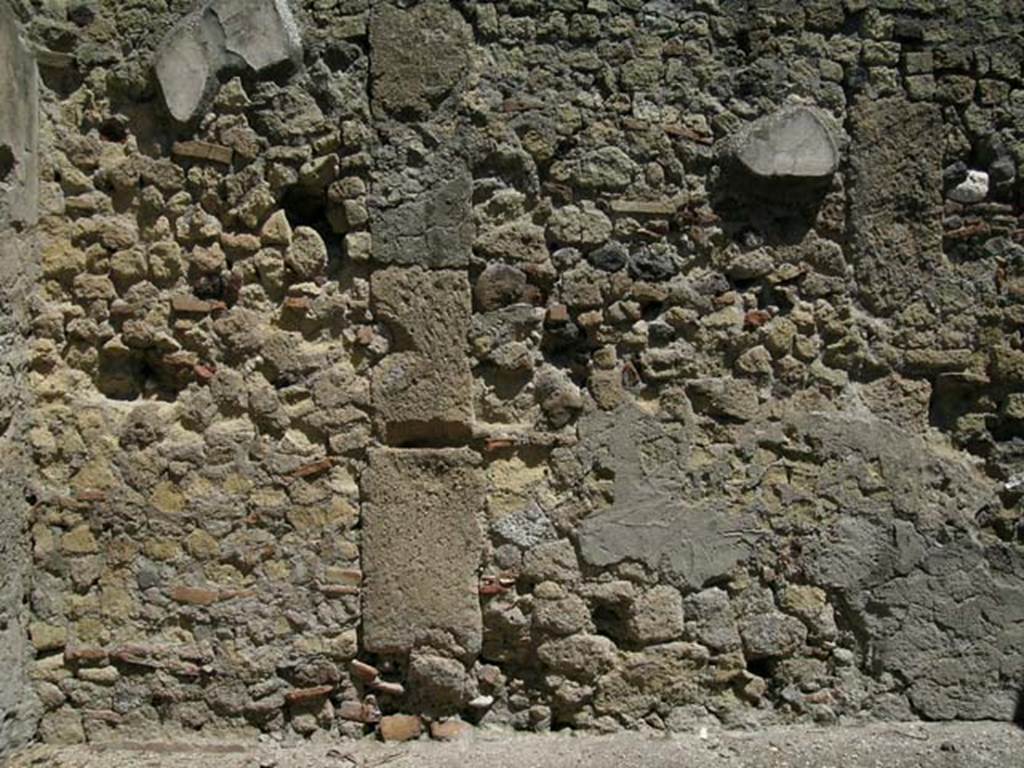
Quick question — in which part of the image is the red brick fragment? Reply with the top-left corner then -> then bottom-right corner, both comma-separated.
479,579 -> 509,597
370,679 -> 405,696
170,586 -> 220,606
744,309 -> 772,328
285,685 -> 334,705
290,458 -> 334,480
332,568 -> 362,585
664,123 -> 714,145
172,140 -> 234,165
350,660 -> 379,683
943,221 -> 990,240
165,660 -> 202,678
546,303 -> 570,324
355,325 -> 377,346
110,646 -> 163,669
194,364 -> 216,383
484,437 -> 515,452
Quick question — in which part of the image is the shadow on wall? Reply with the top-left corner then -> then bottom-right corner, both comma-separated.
1015,685 -> 1024,729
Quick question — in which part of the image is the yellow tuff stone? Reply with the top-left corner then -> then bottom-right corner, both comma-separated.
70,459 -> 117,495
325,630 -> 359,659
223,472 -> 255,494
144,537 -> 182,561
30,622 -> 67,651
150,481 -> 186,515
185,529 -> 220,559
61,525 -> 98,555
73,617 -> 109,645
487,455 -> 549,518
99,585 -> 135,621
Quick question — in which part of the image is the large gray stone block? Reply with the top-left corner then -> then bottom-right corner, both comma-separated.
0,241 -> 38,755
361,448 -> 484,657
370,160 -> 474,268
847,96 -> 944,315
0,8 -> 39,750
370,267 -> 474,445
0,5 -> 38,229
369,0 -> 472,119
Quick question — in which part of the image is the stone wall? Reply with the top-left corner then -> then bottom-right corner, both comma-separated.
5,0 -> 1024,749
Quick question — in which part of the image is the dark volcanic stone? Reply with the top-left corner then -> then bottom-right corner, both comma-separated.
628,244 -> 679,282
587,241 -> 628,272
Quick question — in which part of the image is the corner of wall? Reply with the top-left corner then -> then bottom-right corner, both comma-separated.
0,0 -> 42,757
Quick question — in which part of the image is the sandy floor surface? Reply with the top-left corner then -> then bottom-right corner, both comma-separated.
7,721 -> 1024,768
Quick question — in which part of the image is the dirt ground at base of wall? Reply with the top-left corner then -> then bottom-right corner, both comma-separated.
7,722 -> 1024,768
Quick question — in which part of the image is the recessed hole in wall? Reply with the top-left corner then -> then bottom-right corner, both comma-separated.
591,605 -> 628,644
745,657 -> 773,679
0,145 -> 15,183
192,272 -> 225,301
99,115 -> 129,143
281,186 -> 328,232
731,277 -> 758,293
69,3 -> 97,27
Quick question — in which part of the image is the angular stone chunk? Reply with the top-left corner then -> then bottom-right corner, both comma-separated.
733,106 -> 839,181
213,0 -> 302,73
687,377 -> 758,422
371,267 -> 473,445
739,612 -> 808,660
155,0 -> 302,123
286,226 -> 327,280
155,20 -> 211,123
474,263 -> 529,311
628,586 -> 685,646
0,8 -> 39,228
369,0 -> 472,118
407,653 -> 470,716
948,169 -> 989,204
537,634 -> 618,681
362,448 -> 484,656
